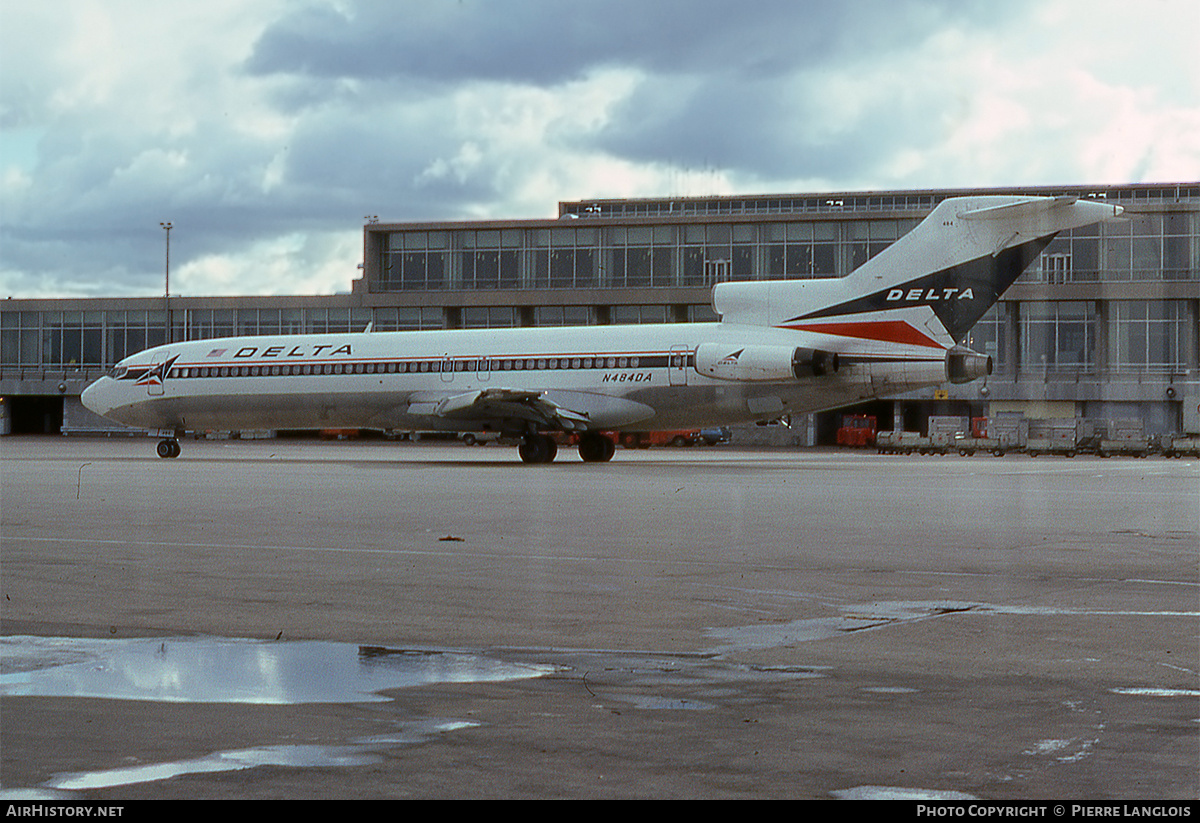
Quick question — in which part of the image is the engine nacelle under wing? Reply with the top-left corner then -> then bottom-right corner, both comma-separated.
694,344 -> 839,382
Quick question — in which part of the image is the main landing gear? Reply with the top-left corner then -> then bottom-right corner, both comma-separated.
156,438 -> 181,459
577,432 -> 616,463
518,432 -> 616,464
518,433 -> 558,464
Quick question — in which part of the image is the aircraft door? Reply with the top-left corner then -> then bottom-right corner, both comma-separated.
669,345 -> 690,386
141,351 -> 173,396
440,355 -> 454,383
476,356 -> 491,382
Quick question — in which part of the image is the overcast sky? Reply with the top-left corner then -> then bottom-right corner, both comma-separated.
2,0 -> 1198,299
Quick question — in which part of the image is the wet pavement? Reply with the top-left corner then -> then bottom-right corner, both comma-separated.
1,636 -> 555,704
1,438 -> 1196,799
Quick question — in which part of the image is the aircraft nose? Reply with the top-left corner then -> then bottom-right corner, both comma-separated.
80,378 -> 114,417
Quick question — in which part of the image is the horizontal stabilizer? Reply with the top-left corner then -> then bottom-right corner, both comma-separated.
956,195 -> 1077,220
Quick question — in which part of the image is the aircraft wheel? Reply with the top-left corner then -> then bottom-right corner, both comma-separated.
518,438 -> 542,463
156,439 -> 180,459
519,434 -> 557,464
579,433 -> 615,463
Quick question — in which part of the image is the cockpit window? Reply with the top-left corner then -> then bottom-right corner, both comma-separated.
109,365 -> 128,379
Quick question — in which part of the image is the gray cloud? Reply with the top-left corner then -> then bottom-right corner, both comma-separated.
591,68 -> 956,182
1,0 -> 1195,298
244,0 -> 1006,181
244,0 -> 994,85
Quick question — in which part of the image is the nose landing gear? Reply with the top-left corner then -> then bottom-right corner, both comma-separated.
156,438 -> 182,458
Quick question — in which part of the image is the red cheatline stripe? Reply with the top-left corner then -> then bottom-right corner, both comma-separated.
779,320 -> 946,349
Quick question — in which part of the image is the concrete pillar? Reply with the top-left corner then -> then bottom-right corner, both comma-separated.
1000,300 -> 1019,376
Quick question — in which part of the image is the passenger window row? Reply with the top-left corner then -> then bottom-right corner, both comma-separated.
156,355 -> 674,379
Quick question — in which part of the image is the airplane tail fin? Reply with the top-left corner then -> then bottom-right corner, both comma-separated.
713,195 -> 1123,348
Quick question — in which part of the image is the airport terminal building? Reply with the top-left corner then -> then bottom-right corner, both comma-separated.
2,182 -> 1197,442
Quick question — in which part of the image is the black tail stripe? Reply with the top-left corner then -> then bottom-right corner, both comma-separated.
785,235 -> 1055,341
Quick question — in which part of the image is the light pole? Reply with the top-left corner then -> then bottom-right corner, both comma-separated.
160,222 -> 172,343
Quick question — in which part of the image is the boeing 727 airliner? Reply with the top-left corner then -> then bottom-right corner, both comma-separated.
81,195 -> 1122,462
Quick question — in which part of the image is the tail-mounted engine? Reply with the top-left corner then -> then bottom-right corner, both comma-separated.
695,344 -> 840,382
946,346 -> 992,384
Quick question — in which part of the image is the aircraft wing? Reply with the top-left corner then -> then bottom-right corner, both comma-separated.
405,387 -> 592,430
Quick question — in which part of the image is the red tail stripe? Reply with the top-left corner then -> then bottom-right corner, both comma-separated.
779,320 -> 946,350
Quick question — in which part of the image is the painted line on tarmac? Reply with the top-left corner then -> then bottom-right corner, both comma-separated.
0,534 -> 749,568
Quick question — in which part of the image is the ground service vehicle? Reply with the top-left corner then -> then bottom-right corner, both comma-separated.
617,430 -> 701,448
836,415 -> 877,448
698,427 -> 732,446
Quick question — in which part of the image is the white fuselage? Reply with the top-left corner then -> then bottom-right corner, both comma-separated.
80,321 -> 948,435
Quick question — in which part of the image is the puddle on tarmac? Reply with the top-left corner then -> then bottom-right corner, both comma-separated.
0,636 -> 553,795
831,785 -> 979,800
40,722 -> 479,792
0,635 -> 555,704
1110,687 -> 1200,698
704,601 -> 984,653
621,695 -> 716,711
0,721 -> 481,797
705,599 -> 1200,654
